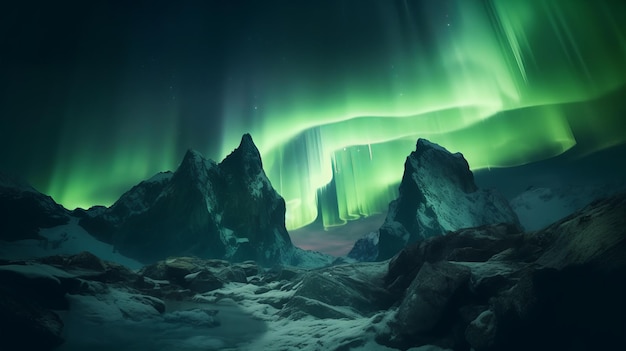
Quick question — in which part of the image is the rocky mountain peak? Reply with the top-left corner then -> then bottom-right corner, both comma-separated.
410,138 -> 477,193
181,148 -> 204,165
350,138 -> 520,261
220,133 -> 263,177
176,148 -> 214,178
168,149 -> 217,201
72,134 -> 325,266
239,133 -> 258,153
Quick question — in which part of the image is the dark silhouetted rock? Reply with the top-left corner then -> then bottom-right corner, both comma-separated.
0,173 -> 69,242
0,263 -> 73,310
0,289 -> 65,351
187,270 -> 223,293
385,223 -> 522,297
392,262 -> 471,335
465,309 -> 497,351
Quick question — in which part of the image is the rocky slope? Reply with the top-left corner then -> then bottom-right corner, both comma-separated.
349,139 -> 521,261
1,194 -> 624,350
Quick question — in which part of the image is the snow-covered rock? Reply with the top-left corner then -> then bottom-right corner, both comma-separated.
349,139 -> 521,261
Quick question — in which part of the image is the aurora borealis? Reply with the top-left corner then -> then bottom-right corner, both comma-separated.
1,1 -> 625,231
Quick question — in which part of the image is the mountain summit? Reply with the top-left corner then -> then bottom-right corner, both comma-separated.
349,138 -> 521,261
77,134 -> 324,265
221,133 -> 263,174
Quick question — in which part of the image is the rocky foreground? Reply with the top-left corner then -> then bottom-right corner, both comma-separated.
1,194 -> 624,351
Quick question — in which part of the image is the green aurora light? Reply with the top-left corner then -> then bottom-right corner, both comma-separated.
33,0 -> 626,230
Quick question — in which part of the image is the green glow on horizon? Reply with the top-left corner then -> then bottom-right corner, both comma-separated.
40,0 -> 626,232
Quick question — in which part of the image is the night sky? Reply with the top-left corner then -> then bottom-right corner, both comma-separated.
1,0 -> 626,232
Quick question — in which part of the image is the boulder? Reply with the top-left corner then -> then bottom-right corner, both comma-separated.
385,223 -> 522,296
0,263 -> 74,310
392,261 -> 471,336
465,309 -> 497,351
233,261 -> 260,277
186,270 -> 223,293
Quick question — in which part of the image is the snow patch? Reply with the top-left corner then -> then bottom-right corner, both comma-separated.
250,172 -> 269,198
0,217 -> 143,269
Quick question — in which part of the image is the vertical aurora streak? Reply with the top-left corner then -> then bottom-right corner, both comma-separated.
5,1 -> 624,231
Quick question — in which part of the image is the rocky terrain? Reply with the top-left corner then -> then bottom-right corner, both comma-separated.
1,194 -> 624,350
